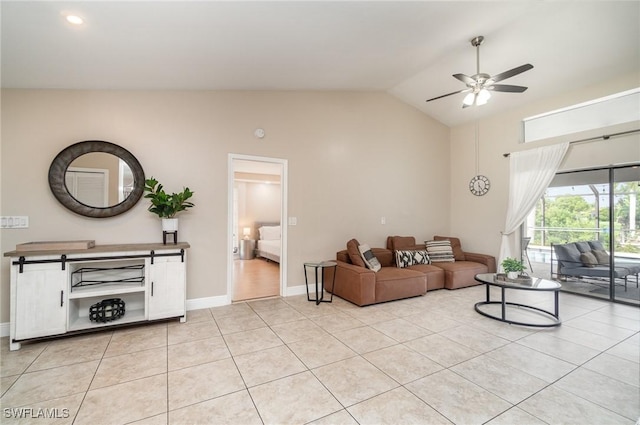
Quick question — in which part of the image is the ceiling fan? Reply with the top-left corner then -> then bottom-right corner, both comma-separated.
426,36 -> 533,108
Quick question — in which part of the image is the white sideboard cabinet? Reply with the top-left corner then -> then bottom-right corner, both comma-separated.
5,242 -> 189,351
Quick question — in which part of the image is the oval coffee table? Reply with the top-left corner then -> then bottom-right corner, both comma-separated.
474,273 -> 561,327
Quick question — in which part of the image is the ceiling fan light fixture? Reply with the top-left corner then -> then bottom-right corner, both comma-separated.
64,14 -> 84,25
477,88 -> 491,105
463,92 -> 476,106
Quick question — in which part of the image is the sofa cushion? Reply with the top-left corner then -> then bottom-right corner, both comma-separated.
388,236 -> 417,251
425,240 -> 455,263
346,239 -> 366,267
588,240 -> 606,251
554,243 -> 582,269
374,268 -> 426,303
407,264 -> 445,291
592,249 -> 610,265
395,250 -> 430,268
358,244 -> 381,272
434,236 -> 466,261
575,241 -> 592,253
372,248 -> 394,268
580,251 -> 598,267
434,261 -> 487,290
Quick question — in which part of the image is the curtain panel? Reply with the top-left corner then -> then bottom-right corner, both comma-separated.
499,142 -> 570,268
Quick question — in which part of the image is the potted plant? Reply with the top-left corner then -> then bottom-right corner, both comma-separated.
501,257 -> 526,279
144,177 -> 195,232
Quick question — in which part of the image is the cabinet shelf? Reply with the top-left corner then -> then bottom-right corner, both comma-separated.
71,264 -> 145,289
68,283 -> 145,299
68,307 -> 146,332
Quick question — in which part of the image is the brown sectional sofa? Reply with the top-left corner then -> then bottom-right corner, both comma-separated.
323,236 -> 496,306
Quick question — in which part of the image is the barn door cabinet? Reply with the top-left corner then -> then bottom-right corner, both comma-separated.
5,243 -> 189,351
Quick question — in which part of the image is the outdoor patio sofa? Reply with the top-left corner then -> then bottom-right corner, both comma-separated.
552,241 -> 640,290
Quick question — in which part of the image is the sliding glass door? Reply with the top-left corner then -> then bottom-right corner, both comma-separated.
524,164 -> 639,305
612,167 -> 640,303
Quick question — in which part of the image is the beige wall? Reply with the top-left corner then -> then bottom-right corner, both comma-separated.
245,182 -> 281,224
449,72 -> 640,258
0,89 -> 450,322
235,180 -> 281,241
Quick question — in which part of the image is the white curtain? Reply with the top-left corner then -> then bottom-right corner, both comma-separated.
499,142 -> 570,268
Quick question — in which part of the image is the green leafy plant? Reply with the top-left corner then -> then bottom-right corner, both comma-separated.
501,257 -> 526,274
144,177 -> 194,218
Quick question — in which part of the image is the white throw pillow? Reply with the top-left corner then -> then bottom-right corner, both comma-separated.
358,244 -> 381,272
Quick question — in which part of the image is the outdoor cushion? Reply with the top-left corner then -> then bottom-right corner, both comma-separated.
592,249 -> 610,265
554,243 -> 582,269
580,251 -> 598,267
575,241 -> 592,253
588,240 -> 606,251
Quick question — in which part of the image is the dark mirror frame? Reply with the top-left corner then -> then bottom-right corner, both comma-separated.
48,140 -> 145,218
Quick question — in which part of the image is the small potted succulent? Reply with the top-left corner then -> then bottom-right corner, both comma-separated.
144,177 -> 194,233
501,257 -> 526,279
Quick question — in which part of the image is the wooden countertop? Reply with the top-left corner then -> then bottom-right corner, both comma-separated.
4,242 -> 190,258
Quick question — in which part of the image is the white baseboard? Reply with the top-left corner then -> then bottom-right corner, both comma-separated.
284,284 -> 308,297
186,295 -> 230,310
0,288 -> 308,337
186,285 -> 308,310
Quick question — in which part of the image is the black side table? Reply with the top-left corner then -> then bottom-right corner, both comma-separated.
304,261 -> 337,305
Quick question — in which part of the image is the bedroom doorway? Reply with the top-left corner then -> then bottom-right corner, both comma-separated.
228,154 -> 287,302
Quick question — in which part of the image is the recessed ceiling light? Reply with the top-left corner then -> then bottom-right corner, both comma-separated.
65,15 -> 84,25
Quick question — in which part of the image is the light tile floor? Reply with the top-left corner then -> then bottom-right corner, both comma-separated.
1,285 -> 639,424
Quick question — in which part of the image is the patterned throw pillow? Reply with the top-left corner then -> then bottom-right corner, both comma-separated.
358,244 -> 382,272
395,250 -> 430,268
425,240 -> 455,263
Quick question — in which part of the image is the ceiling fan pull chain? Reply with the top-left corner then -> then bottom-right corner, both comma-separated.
476,40 -> 481,76
475,123 -> 480,175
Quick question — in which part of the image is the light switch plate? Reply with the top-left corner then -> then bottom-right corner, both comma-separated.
1,216 -> 29,228
288,217 -> 297,226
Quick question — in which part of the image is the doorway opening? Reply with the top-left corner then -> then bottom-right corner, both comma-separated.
228,154 -> 287,303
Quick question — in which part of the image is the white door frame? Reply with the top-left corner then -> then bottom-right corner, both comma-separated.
227,153 -> 288,303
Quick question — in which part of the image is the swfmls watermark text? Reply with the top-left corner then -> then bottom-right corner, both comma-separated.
3,407 -> 70,419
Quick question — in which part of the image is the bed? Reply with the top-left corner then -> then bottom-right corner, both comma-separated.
254,222 -> 281,263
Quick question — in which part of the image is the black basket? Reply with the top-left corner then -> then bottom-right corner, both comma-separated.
89,298 -> 125,323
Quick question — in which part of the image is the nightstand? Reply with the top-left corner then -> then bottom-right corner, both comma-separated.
239,239 -> 255,260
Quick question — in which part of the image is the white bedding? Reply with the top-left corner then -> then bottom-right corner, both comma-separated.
257,239 -> 281,258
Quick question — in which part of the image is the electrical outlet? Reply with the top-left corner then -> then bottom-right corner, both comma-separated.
381,217 -> 386,225
1,216 -> 29,228
288,217 -> 297,226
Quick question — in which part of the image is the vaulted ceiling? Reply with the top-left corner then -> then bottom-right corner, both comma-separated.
2,1 -> 638,126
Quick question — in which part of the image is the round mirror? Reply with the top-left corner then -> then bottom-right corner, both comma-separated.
49,141 -> 145,218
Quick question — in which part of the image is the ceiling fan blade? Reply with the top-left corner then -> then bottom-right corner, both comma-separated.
453,73 -> 475,85
426,88 -> 471,102
487,84 -> 528,93
490,64 -> 533,83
